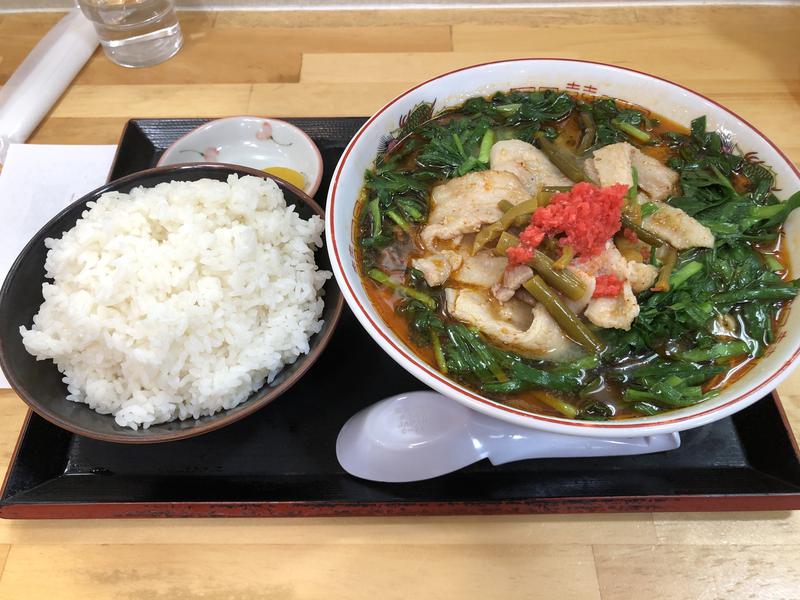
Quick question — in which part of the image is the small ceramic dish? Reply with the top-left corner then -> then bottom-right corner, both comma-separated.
158,116 -> 324,196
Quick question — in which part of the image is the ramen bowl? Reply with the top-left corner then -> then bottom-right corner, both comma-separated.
326,58 -> 800,438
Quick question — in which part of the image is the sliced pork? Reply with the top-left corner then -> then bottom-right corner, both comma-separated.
492,264 -> 534,302
642,204 -> 715,249
489,139 -> 573,194
584,282 -> 640,331
411,251 -> 463,287
584,141 -> 713,249
445,288 -> 579,361
420,171 -> 530,248
450,252 -> 508,288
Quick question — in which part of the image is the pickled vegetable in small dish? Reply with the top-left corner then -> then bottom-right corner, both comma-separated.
158,116 -> 323,196
262,166 -> 306,190
354,91 -> 800,422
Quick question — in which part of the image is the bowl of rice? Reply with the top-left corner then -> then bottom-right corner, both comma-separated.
0,164 -> 342,443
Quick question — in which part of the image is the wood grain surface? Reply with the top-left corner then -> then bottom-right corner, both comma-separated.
0,5 -> 799,598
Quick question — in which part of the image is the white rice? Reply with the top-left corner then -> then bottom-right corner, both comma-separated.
20,175 -> 330,430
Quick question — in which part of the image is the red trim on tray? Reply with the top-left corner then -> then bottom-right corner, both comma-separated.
328,57 -> 800,430
3,494 -> 800,519
2,394 -> 796,519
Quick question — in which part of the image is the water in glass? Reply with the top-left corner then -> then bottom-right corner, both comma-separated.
77,0 -> 182,68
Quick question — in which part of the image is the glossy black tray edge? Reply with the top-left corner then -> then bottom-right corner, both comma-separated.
1,117 -> 799,519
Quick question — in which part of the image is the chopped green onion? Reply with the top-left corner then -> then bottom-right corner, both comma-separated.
763,254 -> 785,272
669,261 -> 703,289
640,202 -> 658,220
478,129 -> 495,164
576,111 -> 597,155
611,119 -> 651,143
368,198 -> 381,237
651,247 -> 678,292
531,390 -> 577,419
678,340 -> 750,362
649,245 -> 659,266
431,330 -> 447,374
367,268 -> 437,309
386,209 -> 410,234
495,103 -> 521,114
457,155 -> 479,176
452,132 -> 465,156
632,401 -> 661,416
625,166 -> 639,202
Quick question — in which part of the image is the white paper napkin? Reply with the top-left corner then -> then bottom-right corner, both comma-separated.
0,143 -> 117,388
0,10 -> 98,164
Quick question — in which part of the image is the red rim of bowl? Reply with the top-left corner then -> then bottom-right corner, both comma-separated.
327,57 -> 800,431
156,116 -> 325,197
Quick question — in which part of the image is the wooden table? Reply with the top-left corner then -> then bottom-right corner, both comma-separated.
0,5 -> 799,598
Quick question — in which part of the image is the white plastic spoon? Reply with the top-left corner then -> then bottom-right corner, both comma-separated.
336,391 -> 681,483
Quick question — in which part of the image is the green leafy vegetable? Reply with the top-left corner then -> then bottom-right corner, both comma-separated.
461,90 -> 575,129
576,400 -> 615,421
358,93 -> 800,421
578,98 -> 653,152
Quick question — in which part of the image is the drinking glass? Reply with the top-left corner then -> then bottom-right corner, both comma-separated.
76,0 -> 183,68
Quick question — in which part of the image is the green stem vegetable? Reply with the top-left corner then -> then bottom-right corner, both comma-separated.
632,401 -> 661,416
457,155 -> 479,176
678,340 -> 749,362
532,390 -> 578,418
478,128 -> 495,164
497,199 -> 514,212
552,245 -> 575,270
611,119 -> 651,143
367,268 -> 436,309
385,209 -> 410,234
473,198 -> 538,253
669,261 -> 703,289
452,132 -> 465,156
537,136 -> 588,183
368,198 -> 381,237
621,215 -> 668,247
763,254 -> 785,272
623,386 -> 706,408
640,202 -> 658,220
495,103 -> 521,114
523,276 -> 606,353
651,247 -> 678,292
622,166 -> 641,223
494,231 -> 520,256
576,111 -> 597,155
714,286 -> 799,304
431,330 -> 447,374
529,250 -> 587,301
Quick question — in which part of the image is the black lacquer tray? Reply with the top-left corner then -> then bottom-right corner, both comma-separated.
2,117 -> 800,518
